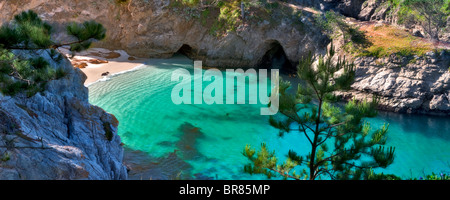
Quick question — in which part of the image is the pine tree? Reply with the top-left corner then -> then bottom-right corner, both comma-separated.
0,10 -> 106,97
243,46 -> 397,180
403,0 -> 449,40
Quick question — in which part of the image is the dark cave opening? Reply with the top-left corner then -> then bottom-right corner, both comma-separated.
258,41 -> 294,74
176,44 -> 196,59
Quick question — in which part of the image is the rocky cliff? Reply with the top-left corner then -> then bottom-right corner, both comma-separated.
294,0 -> 450,41
336,51 -> 450,115
0,0 -> 328,70
0,50 -> 127,180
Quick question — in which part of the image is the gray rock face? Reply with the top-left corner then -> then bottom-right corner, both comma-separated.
0,0 -> 328,69
337,0 -> 367,18
0,51 -> 128,180
329,0 -> 392,22
336,52 -> 450,115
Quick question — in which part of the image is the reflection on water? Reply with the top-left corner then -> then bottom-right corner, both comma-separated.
89,55 -> 450,180
368,111 -> 450,178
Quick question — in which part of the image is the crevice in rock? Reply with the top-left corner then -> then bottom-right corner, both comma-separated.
63,98 -> 74,139
0,109 -> 20,135
258,40 -> 294,73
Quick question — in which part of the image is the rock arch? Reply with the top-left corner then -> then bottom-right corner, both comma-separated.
176,44 -> 196,59
258,40 -> 294,73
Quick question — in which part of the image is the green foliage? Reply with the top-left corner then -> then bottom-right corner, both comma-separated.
29,57 -> 49,69
48,49 -> 63,63
357,24 -> 433,58
420,172 -> 450,180
366,170 -> 402,180
408,172 -> 450,180
243,46 -> 396,180
315,11 -> 371,54
171,0 -> 304,37
66,21 -> 106,54
209,4 -> 241,36
0,49 -> 64,97
0,10 -> 53,49
0,151 -> 10,162
115,0 -> 129,5
392,0 -> 449,40
359,46 -> 385,58
0,10 -> 105,97
0,10 -> 106,52
55,67 -> 68,80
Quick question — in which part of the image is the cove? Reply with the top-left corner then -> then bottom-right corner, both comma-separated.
88,55 -> 450,180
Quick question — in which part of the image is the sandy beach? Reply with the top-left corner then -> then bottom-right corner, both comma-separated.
60,47 -> 148,86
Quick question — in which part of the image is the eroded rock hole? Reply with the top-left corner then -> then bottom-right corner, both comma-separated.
176,44 -> 196,59
258,41 -> 293,73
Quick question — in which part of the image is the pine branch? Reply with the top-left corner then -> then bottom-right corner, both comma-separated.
266,167 -> 301,180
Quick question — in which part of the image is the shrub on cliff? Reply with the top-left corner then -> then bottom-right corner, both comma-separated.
0,10 -> 106,97
314,11 -> 372,54
170,0 -> 303,37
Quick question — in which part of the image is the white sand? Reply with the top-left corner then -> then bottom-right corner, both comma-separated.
60,47 -> 148,86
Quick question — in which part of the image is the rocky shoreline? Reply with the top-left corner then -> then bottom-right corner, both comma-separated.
336,51 -> 450,116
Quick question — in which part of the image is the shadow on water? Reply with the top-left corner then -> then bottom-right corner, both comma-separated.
124,122 -> 216,180
162,104 -> 265,125
143,53 -> 194,70
377,111 -> 450,141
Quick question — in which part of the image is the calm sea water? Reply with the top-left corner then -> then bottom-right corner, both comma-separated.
88,55 -> 450,180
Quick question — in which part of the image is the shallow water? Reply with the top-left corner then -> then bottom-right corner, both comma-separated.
88,55 -> 450,180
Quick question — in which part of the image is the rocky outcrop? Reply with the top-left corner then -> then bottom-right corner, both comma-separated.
336,51 -> 450,115
0,50 -> 128,180
292,0 -> 383,20
0,0 -> 328,70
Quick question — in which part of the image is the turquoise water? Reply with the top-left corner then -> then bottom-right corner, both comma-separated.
88,55 -> 450,180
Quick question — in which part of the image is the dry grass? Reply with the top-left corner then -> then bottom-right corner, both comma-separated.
357,24 -> 435,58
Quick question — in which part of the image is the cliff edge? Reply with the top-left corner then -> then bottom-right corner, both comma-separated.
0,50 -> 128,180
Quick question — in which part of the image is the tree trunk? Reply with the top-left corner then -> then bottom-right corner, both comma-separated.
433,23 -> 440,41
309,99 -> 322,180
241,2 -> 245,19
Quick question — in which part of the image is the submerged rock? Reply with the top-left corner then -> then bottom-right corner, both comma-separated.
124,122 -> 211,180
0,50 -> 127,180
177,122 -> 203,160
